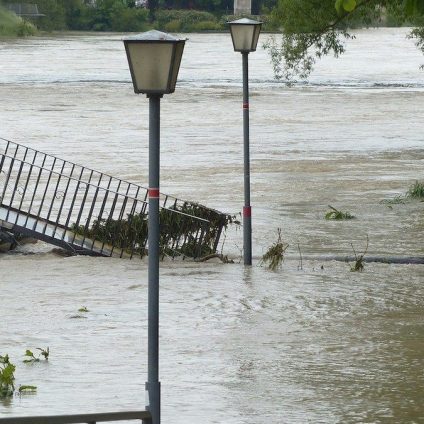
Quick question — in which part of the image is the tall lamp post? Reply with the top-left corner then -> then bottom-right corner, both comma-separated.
123,30 -> 185,424
228,18 -> 262,266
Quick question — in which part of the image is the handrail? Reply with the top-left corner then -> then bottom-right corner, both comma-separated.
0,137 -> 227,218
0,410 -> 152,424
0,154 -> 210,224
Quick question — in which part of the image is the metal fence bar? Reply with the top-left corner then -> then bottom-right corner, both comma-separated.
24,155 -> 47,227
16,153 -> 37,224
0,410 -> 152,424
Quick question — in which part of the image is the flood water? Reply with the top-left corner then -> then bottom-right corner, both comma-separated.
1,28 -> 424,423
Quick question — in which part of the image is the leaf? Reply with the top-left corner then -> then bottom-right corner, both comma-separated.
25,350 -> 35,358
335,0 -> 344,14
342,0 -> 356,12
0,355 -> 10,365
19,385 -> 37,393
37,347 -> 49,360
405,0 -> 417,16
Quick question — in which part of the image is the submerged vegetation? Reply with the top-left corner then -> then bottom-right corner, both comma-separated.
261,228 -> 289,270
381,181 -> 424,206
23,348 -> 49,364
71,202 -> 234,259
0,354 -> 37,398
406,180 -> 424,199
325,205 -> 355,220
0,354 -> 15,398
349,236 -> 368,272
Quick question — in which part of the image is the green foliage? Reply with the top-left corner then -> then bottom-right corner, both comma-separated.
155,9 -> 220,32
325,205 -> 355,220
265,0 -> 424,81
0,355 -> 15,398
23,347 -> 49,363
71,203 -> 234,259
380,195 -> 405,207
406,180 -> 424,198
89,0 -> 150,31
261,228 -> 289,270
72,212 -> 148,255
18,385 -> 37,394
164,19 -> 181,31
78,306 -> 89,313
0,6 -> 37,37
190,20 -> 222,31
35,0 -> 68,30
33,0 -> 150,31
404,0 -> 424,17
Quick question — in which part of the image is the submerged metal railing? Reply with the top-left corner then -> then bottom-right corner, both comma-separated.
0,137 -> 228,258
0,410 -> 151,424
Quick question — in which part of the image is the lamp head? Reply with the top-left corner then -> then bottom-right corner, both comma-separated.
123,30 -> 185,95
228,18 -> 262,53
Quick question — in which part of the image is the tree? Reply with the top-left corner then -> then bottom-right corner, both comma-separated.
264,0 -> 424,82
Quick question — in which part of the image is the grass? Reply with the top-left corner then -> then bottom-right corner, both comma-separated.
380,195 -> 405,206
406,181 -> 424,199
380,181 -> 424,206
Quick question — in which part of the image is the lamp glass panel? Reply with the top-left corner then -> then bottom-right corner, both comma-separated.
169,41 -> 185,93
128,42 -> 174,93
230,24 -> 255,52
252,25 -> 261,51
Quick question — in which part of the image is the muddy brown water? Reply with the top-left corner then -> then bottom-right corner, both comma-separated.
1,29 -> 424,423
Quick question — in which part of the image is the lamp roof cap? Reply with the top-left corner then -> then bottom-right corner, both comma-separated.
227,17 -> 262,25
123,30 -> 183,42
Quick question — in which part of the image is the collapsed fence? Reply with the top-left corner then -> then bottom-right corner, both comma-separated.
0,137 -> 232,259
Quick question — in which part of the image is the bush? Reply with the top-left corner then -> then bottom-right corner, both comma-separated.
35,0 -> 67,31
155,9 -> 220,32
110,7 -> 149,31
191,20 -> 222,31
0,6 -> 37,37
164,19 -> 181,32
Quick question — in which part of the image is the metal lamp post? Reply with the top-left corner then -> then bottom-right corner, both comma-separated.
228,18 -> 262,266
123,30 -> 185,424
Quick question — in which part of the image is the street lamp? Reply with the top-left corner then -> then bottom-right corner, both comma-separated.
123,30 -> 185,424
228,18 -> 262,266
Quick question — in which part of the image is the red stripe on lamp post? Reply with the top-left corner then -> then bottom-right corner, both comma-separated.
149,188 -> 160,198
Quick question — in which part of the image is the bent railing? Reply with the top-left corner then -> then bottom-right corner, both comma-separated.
0,137 -> 229,258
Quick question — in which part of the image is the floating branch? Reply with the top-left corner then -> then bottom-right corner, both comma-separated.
350,236 -> 369,272
261,228 -> 289,271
